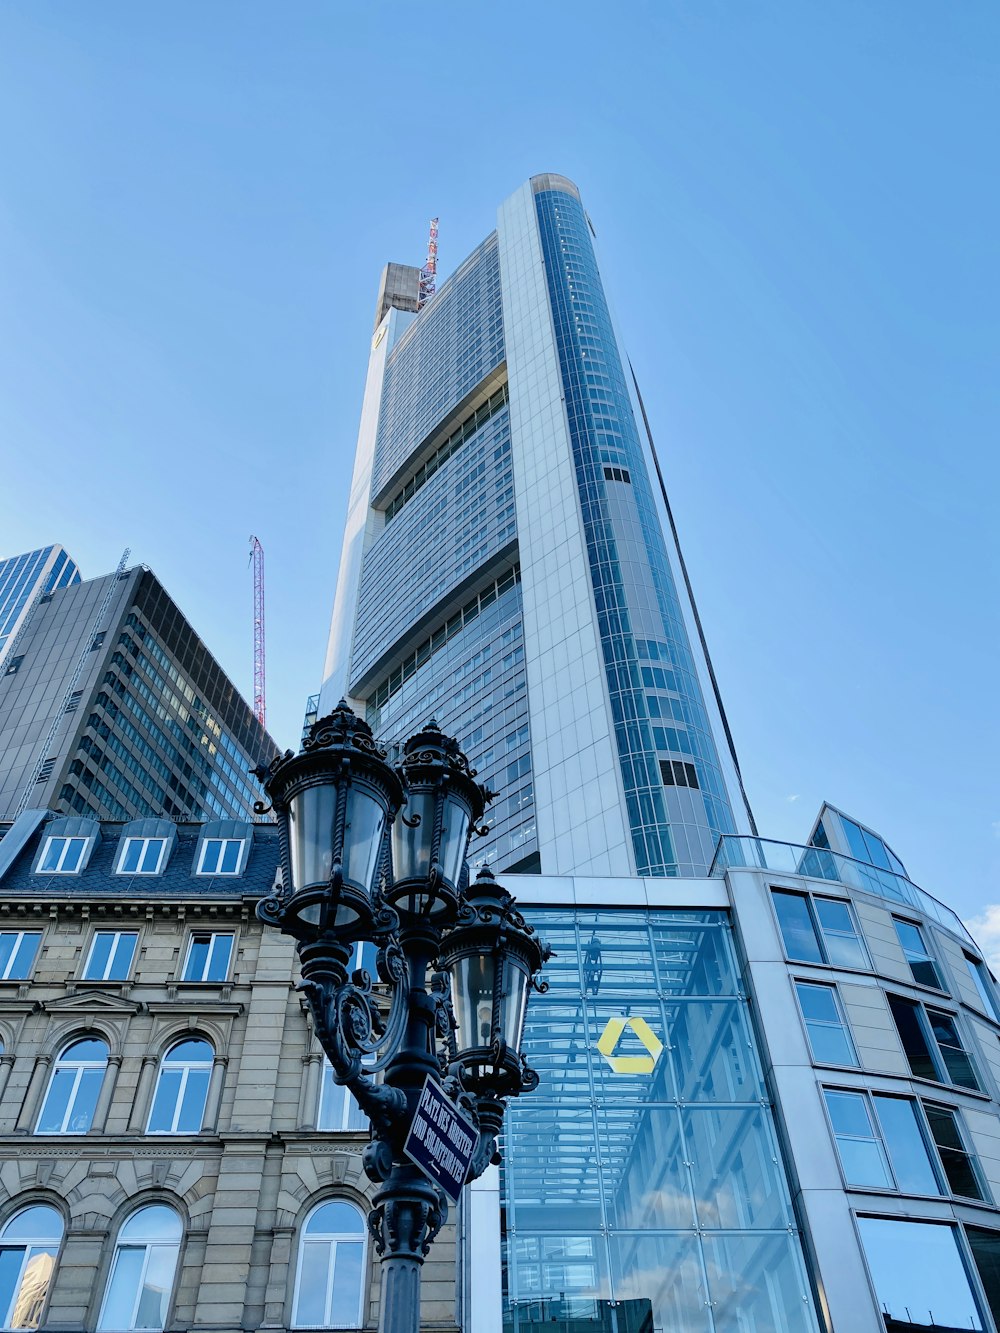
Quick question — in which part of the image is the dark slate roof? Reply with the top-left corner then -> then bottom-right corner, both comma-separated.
0,810 -> 279,898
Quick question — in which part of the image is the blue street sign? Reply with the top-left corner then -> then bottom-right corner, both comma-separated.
403,1074 -> 478,1204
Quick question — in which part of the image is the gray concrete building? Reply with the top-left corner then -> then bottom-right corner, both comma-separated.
0,565 -> 275,824
0,808 -> 459,1332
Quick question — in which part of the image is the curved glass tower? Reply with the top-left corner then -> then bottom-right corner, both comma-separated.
322,175 -> 747,878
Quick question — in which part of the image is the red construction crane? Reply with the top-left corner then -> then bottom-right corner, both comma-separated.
249,536 -> 266,730
418,217 -> 439,310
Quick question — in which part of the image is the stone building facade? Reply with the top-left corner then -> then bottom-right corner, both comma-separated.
0,808 -> 458,1332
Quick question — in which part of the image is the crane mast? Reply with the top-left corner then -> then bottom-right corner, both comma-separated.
250,536 -> 266,730
418,217 -> 439,310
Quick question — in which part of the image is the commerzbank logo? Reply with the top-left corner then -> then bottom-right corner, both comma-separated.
596,1015 -> 664,1075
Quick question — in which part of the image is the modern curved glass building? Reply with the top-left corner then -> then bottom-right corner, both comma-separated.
322,176 -> 1000,1333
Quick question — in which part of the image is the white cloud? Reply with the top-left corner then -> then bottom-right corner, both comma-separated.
963,904 -> 1000,973
786,794 -> 800,803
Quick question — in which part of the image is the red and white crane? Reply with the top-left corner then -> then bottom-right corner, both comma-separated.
418,217 -> 439,310
249,535 -> 266,730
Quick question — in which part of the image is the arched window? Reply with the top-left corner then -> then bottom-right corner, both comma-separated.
292,1200 -> 366,1329
36,1038 -> 109,1134
97,1205 -> 181,1332
0,1205 -> 63,1330
146,1040 -> 213,1135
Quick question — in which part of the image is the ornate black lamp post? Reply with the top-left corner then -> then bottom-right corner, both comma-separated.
254,703 -> 547,1333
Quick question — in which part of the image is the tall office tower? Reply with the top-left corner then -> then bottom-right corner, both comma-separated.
0,545 -> 81,670
320,176 -> 1000,1333
322,174 -> 750,880
0,563 -> 275,822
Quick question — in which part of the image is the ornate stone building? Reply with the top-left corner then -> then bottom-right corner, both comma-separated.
0,808 -> 458,1332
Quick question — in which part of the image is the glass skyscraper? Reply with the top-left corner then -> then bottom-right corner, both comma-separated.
0,545 -> 80,671
322,176 -> 1000,1333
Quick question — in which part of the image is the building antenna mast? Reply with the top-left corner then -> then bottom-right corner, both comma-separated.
418,217 -> 439,310
249,536 -> 266,730
13,547 -> 131,819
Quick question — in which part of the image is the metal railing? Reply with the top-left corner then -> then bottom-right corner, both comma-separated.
710,835 -> 974,947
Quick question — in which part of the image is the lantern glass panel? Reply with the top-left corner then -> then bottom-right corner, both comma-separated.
391,791 -> 435,886
287,784 -> 337,892
440,791 -> 472,889
341,784 -> 387,895
501,956 -> 531,1053
452,952 -> 497,1054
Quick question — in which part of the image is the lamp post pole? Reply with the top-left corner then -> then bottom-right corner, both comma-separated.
254,704 -> 547,1333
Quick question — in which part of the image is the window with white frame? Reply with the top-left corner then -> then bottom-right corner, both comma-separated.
83,931 -> 138,982
292,1200 -> 366,1328
0,932 -> 40,981
181,933 -> 233,983
146,1039 -> 213,1134
196,839 -> 244,876
795,981 -> 858,1066
893,918 -> 943,989
117,838 -> 168,876
771,889 -> 870,969
36,1037 -> 109,1135
97,1205 -> 181,1332
36,836 -> 90,874
0,1204 -> 63,1329
317,1061 -> 368,1132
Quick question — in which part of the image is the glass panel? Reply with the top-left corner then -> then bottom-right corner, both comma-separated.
967,1228 -> 1000,1331
772,892 -> 822,963
9,1247 -> 56,1329
2,934 -> 39,980
587,1001 -> 672,1103
135,1245 -> 175,1329
288,784 -> 337,891
966,957 -> 1000,1021
571,917 -> 657,993
2,1210 -> 61,1242
331,1241 -> 364,1325
684,1107 -> 792,1228
121,840 -> 144,873
86,933 -> 115,979
796,983 -> 839,1024
138,840 -> 164,874
671,1001 -> 762,1101
200,840 -> 222,874
165,1040 -> 211,1064
36,1070 -> 75,1134
294,1239 -> 328,1325
925,1105 -> 985,1199
703,1231 -> 816,1333
825,1091 -> 893,1189
38,840 -> 65,873
69,1067 -> 105,1132
500,958 -> 530,1051
928,1010 -> 980,1090
894,920 -> 942,988
438,790 -> 471,889
62,838 -> 87,872
99,1247 -> 145,1330
451,954 -> 495,1053
815,899 -> 869,970
506,1104 -> 603,1231
857,1217 -> 983,1330
107,934 -> 137,980
147,1070 -> 183,1133
306,1202 -> 364,1236
609,1232 -> 710,1332
598,1105 -> 692,1230
220,840 -> 242,873
872,1096 -> 940,1195
888,996 -> 939,1081
842,819 -> 871,864
0,1249 -> 24,1328
806,1022 -> 856,1065
341,788 -> 386,894
506,1233 -> 611,1314
176,1068 -> 210,1133
204,936 -> 232,982
119,1208 -> 181,1243
183,938 -> 209,982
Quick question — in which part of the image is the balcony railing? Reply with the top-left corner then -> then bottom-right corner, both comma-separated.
710,836 -> 974,947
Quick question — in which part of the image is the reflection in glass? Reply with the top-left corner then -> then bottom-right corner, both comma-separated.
772,892 -> 822,963
872,1096 -> 939,1195
98,1206 -> 181,1332
857,1217 -> 983,1330
147,1040 -> 213,1134
670,1001 -> 760,1102
0,1206 -> 62,1331
796,982 -> 857,1066
36,1038 -> 109,1134
703,1232 -> 815,1332
599,1105 -> 693,1230
684,1108 -> 792,1230
610,1232 -> 710,1332
293,1200 -> 366,1329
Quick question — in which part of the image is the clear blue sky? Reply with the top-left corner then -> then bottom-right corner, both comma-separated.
0,2 -> 997,927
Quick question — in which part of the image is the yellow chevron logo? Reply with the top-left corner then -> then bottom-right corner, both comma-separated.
596,1015 -> 663,1075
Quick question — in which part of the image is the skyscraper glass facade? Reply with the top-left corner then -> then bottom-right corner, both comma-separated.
0,545 -> 80,667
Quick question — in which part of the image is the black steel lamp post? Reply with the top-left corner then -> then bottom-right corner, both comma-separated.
254,702 -> 547,1333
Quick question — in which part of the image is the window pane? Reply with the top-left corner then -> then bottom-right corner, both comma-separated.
807,1023 -> 856,1065
797,983 -> 857,1066
100,1248 -> 145,1330
2,1209 -> 61,1242
331,1241 -> 364,1324
38,840 -> 64,872
925,1105 -> 985,1199
176,1067 -> 210,1133
70,1067 -> 105,1132
894,920 -> 942,988
772,892 -> 822,963
147,1070 -> 183,1133
204,935 -> 232,982
122,840 -> 143,873
107,934 -> 137,980
220,841 -> 241,873
0,1249 -> 25,1328
872,1096 -> 940,1195
3,933 -> 39,980
10,1247 -> 56,1328
888,996 -> 939,1081
967,1227 -> 1000,1331
928,1010 -> 980,1090
138,840 -> 164,873
825,1091 -> 892,1189
183,938 -> 209,981
701,1233 -> 815,1333
120,1208 -> 181,1243
966,957 -> 1000,1021
63,838 -> 87,872
135,1245 -> 175,1329
200,840 -> 222,874
796,983 -> 838,1023
36,1070 -> 75,1134
86,934 -> 115,980
815,899 -> 869,970
857,1217 -> 983,1330
294,1240 -> 329,1325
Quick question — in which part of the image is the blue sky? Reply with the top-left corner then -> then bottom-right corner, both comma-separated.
0,2 -> 997,926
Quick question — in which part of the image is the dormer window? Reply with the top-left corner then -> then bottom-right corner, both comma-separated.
37,836 -> 90,874
118,837 -> 168,876
197,838 -> 245,876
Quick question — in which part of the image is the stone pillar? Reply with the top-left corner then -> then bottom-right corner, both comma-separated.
128,1054 -> 158,1132
15,1054 -> 51,1133
260,1225 -> 294,1329
91,1055 -> 121,1133
0,1053 -> 15,1107
299,1052 -> 322,1129
204,1056 -> 228,1132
